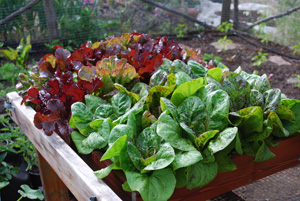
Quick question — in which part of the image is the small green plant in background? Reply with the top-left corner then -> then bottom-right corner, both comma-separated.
293,42 -> 300,55
254,22 -> 273,45
0,152 -> 19,190
44,39 -> 74,52
0,35 -> 31,68
174,23 -> 187,38
17,184 -> 44,201
294,74 -> 300,88
216,22 -> 233,52
252,51 -> 268,66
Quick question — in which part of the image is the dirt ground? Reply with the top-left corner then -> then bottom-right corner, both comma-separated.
174,31 -> 300,100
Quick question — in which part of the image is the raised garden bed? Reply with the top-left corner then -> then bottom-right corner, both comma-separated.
6,91 -> 300,201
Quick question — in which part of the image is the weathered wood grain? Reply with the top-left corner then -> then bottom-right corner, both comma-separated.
7,92 -> 121,201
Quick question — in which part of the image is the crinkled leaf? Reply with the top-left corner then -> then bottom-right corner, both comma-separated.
186,161 -> 218,189
125,169 -> 176,201
279,99 -> 300,136
160,97 -> 179,121
188,60 -> 207,79
82,132 -> 107,149
157,112 -> 196,151
207,67 -> 223,82
94,104 -> 114,119
263,89 -> 281,114
229,106 -> 264,138
170,59 -> 192,75
222,72 -> 251,111
254,74 -> 271,93
85,94 -> 106,113
149,69 -> 168,87
172,150 -> 203,170
246,89 -> 264,108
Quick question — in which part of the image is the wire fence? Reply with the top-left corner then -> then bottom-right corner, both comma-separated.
0,0 -> 299,49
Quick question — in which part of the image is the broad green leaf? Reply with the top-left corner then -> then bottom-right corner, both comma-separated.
125,169 -> 176,201
186,161 -> 218,189
207,67 -> 223,82
158,58 -> 172,72
263,89 -> 281,114
171,79 -> 204,107
111,92 -> 132,117
122,181 -> 133,192
143,143 -> 175,171
178,96 -> 207,139
127,112 -> 137,138
204,89 -> 230,131
229,106 -> 263,138
215,152 -> 237,173
82,132 -> 107,149
175,168 -> 187,188
127,142 -> 144,171
141,110 -> 157,129
197,82 -> 221,100
235,132 -> 243,155
101,135 -> 127,161
276,104 -> 295,120
120,146 -> 138,172
0,181 -> 9,189
94,164 -> 113,179
254,141 -> 276,162
116,90 -> 148,124
85,94 -> 106,113
245,118 -> 273,142
109,124 -> 134,146
90,119 -> 104,130
160,97 -> 179,121
175,71 -> 192,88
279,99 -> 300,136
208,127 -> 238,153
172,150 -> 203,170
243,141 -> 261,157
188,60 -> 207,78
71,131 -> 93,154
196,130 -> 219,150
18,184 -> 44,200
149,69 -> 168,87
136,127 -> 161,158
97,118 -> 111,142
157,112 -> 196,151
71,102 -> 94,135
94,104 -> 114,119
141,155 -> 157,166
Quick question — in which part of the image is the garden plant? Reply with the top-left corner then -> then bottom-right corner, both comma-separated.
16,32 -> 300,201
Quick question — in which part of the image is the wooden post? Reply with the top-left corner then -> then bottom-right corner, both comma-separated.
43,0 -> 59,41
233,0 -> 239,29
221,0 -> 231,23
36,150 -> 70,201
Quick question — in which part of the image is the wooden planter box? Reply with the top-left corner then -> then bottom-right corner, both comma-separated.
7,92 -> 300,201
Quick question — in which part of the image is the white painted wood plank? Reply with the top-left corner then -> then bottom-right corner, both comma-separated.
6,92 -> 121,201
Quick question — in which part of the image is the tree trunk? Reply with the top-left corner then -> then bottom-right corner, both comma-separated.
221,0 -> 231,23
233,0 -> 239,28
43,0 -> 59,41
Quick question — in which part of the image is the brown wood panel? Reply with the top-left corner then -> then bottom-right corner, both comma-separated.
36,150 -> 69,201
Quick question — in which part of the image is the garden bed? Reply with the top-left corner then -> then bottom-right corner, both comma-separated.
6,91 -> 300,201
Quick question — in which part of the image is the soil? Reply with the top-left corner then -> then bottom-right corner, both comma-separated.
174,31 -> 300,100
